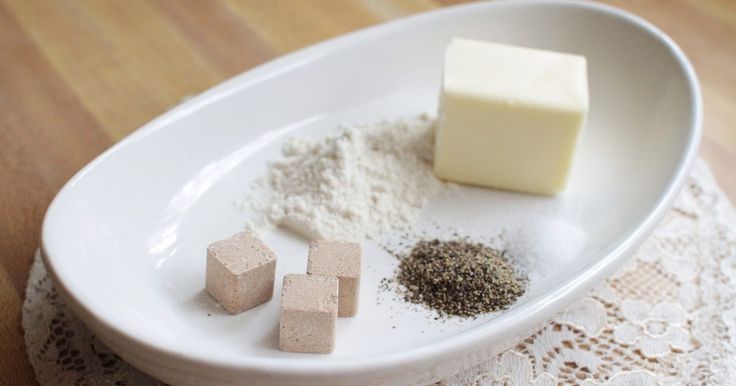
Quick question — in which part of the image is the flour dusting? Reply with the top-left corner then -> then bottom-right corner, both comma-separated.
246,115 -> 445,241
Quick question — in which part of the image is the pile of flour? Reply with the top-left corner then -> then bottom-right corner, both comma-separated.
246,115 -> 444,241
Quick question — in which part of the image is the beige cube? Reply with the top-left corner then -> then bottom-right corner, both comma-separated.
205,232 -> 276,314
279,274 -> 338,354
307,240 -> 361,317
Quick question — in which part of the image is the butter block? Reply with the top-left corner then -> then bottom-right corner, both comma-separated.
434,38 -> 588,195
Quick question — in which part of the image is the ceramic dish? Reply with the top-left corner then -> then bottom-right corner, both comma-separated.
41,1 -> 701,384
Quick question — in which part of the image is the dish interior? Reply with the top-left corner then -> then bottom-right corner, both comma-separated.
43,2 -> 697,365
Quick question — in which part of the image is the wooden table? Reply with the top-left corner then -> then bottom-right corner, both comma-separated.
1,1 -> 733,383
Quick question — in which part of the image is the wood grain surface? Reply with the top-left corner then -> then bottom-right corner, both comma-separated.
1,1 -> 733,383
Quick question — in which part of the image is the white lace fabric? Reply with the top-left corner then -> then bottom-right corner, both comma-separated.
23,159 -> 736,385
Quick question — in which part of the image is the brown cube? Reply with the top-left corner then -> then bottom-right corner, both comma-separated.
205,232 -> 276,314
306,240 -> 361,317
279,274 -> 338,354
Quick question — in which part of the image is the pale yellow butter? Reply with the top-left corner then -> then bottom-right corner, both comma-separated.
434,38 -> 588,195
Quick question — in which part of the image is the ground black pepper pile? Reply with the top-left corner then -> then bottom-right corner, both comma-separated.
394,239 -> 525,318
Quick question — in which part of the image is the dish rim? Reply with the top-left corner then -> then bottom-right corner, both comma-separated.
41,0 -> 703,378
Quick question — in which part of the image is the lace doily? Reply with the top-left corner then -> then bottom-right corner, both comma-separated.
23,159 -> 736,385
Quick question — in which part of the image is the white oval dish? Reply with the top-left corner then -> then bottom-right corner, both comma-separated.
41,1 -> 701,385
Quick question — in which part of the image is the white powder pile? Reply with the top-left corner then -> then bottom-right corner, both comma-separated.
503,218 -> 587,295
247,115 -> 444,241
